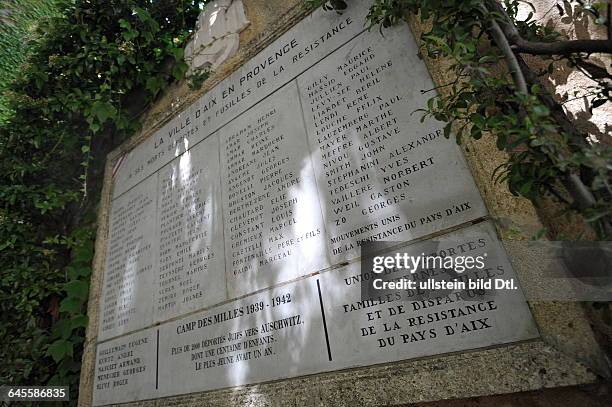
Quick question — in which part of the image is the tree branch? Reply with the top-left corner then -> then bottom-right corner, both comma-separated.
486,0 -> 612,56
481,5 -> 528,93
483,1 -> 611,236
512,38 -> 612,55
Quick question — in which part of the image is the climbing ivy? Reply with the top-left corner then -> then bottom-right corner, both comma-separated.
0,0 -> 60,124
309,0 -> 611,239
0,0 -> 207,402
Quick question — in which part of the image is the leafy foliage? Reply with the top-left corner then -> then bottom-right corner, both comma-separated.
0,0 -> 60,124
310,0 -> 611,238
0,0 -> 207,401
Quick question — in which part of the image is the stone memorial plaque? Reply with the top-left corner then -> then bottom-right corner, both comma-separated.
99,176 -> 157,340
92,1 -> 541,404
220,83 -> 329,297
297,23 -> 488,262
112,104 -> 210,200
157,279 -> 328,397
92,221 -> 538,405
317,221 -> 539,369
155,134 -> 227,322
111,0 -> 372,198
92,329 -> 157,406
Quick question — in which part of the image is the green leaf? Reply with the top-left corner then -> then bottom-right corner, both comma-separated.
64,280 -> 89,301
171,47 -> 184,60
90,101 -> 116,124
122,29 -> 139,41
443,122 -> 452,138
51,319 -> 73,340
146,76 -> 165,94
59,297 -> 83,314
496,133 -> 507,150
172,61 -> 188,81
478,55 -> 497,64
71,315 -> 89,330
532,105 -> 549,116
470,125 -> 482,140
67,265 -> 91,280
519,180 -> 533,195
47,340 -> 73,363
119,19 -> 131,30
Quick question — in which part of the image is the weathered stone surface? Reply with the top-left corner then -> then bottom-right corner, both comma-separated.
110,0 -> 371,199
99,176 -> 157,341
220,83 -> 328,297
185,0 -> 250,72
157,279 -> 327,398
319,221 -> 539,369
91,222 -> 539,405
297,25 -> 487,262
92,329 -> 156,406
155,133 -> 227,322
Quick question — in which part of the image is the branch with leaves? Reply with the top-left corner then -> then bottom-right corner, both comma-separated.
512,38 -> 612,54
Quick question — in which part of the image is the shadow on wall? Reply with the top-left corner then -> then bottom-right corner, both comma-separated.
520,0 -> 611,143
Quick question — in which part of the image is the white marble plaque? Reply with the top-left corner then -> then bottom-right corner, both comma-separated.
297,23 -> 488,262
111,0 -> 373,198
92,329 -> 157,406
99,176 -> 157,340
155,134 -> 227,322
93,1 -> 540,404
220,83 -> 329,297
157,279 -> 328,397
318,221 -> 539,369
92,221 -> 538,405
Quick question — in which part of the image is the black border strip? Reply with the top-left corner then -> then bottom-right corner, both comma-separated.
155,329 -> 160,389
316,279 -> 332,361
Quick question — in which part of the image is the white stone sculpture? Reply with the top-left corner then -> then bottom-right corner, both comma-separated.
184,0 -> 250,74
